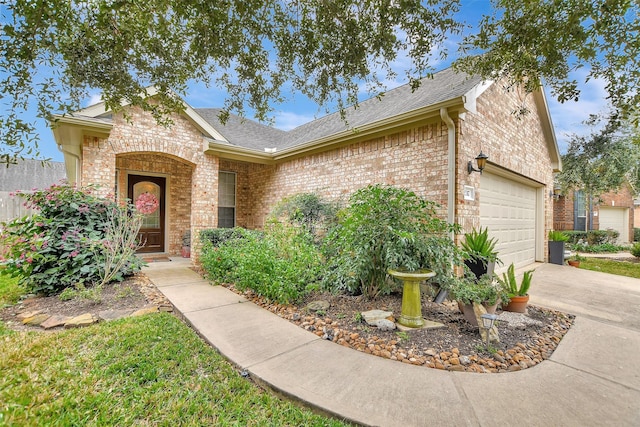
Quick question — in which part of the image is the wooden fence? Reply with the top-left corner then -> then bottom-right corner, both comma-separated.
0,191 -> 34,223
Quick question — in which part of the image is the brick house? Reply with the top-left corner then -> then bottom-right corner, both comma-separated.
51,67 -> 561,270
553,183 -> 635,243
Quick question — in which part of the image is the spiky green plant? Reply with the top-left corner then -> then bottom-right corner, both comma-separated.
498,263 -> 534,297
460,227 -> 500,264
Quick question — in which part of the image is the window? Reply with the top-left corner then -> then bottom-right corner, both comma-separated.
575,190 -> 586,218
218,171 -> 236,228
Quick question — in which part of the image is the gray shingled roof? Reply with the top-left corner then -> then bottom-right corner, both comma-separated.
196,68 -> 483,151
0,159 -> 67,191
195,108 -> 287,150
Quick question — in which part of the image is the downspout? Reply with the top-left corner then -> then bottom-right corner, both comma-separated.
57,144 -> 81,185
433,107 -> 457,304
440,108 -> 456,233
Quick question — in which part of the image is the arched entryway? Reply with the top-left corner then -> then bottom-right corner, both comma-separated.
116,153 -> 194,255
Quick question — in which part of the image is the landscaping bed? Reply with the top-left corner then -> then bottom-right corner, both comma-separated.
0,274 -> 171,332
225,283 -> 575,374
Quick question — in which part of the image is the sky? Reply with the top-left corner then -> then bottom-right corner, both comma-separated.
11,1 -> 610,162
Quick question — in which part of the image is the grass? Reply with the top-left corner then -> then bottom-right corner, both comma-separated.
0,273 -> 23,308
0,313 -> 350,426
579,257 -> 640,279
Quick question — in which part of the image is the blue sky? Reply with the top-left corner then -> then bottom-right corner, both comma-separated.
11,1 -> 609,162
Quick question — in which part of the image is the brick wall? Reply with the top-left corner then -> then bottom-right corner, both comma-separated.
245,124 -> 450,227
553,194 -> 574,231
222,83 -> 554,262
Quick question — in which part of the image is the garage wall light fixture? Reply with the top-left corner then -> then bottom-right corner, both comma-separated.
467,151 -> 488,174
550,186 -> 562,200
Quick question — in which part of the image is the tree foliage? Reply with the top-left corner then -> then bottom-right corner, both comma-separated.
0,0 -> 462,163
557,116 -> 639,199
456,0 -> 639,120
1,0 -> 638,163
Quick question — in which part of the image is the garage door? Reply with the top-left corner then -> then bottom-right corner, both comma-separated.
480,172 -> 538,271
598,207 -> 629,243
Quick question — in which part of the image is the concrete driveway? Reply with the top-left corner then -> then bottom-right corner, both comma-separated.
528,262 -> 640,331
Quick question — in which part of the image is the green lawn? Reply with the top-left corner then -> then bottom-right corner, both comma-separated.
0,273 -> 22,307
0,313 -> 350,426
579,257 -> 640,279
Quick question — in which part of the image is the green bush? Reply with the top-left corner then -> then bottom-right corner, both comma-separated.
270,192 -> 338,241
634,228 -> 640,242
579,243 -> 625,253
631,242 -> 640,258
449,274 -> 509,306
561,231 -> 586,244
562,229 -> 619,245
200,223 -> 322,304
321,184 -> 462,299
0,182 -> 144,295
199,227 -> 257,248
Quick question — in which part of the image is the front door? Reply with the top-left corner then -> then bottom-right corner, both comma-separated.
128,175 -> 166,253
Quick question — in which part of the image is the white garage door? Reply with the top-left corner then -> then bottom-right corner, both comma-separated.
480,172 -> 538,271
598,207 -> 629,243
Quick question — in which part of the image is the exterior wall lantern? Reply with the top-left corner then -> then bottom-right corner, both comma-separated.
467,151 -> 489,174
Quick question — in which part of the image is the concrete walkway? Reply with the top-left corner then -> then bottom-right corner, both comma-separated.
144,259 -> 640,427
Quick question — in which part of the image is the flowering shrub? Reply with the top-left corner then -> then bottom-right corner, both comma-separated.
0,181 -> 144,295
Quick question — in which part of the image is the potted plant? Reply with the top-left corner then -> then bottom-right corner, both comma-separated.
567,252 -> 585,268
181,230 -> 191,258
460,227 -> 501,279
449,273 -> 509,327
498,263 -> 534,313
548,230 -> 569,265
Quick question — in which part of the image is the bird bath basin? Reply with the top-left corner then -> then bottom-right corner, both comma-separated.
388,268 -> 436,328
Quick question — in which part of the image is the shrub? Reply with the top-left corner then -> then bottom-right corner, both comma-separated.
200,227 -> 259,248
579,243 -> 624,253
0,182 -> 144,295
270,192 -> 338,241
631,243 -> 640,258
634,228 -> 640,242
449,274 -> 509,306
321,184 -> 462,299
562,230 -> 619,245
561,231 -> 587,244
200,223 -> 322,304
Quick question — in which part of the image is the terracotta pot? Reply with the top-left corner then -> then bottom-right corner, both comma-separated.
504,295 -> 529,313
567,260 -> 580,268
181,246 -> 191,258
458,301 -> 498,327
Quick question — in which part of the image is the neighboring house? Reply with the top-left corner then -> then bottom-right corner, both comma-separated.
50,67 -> 561,269
553,183 -> 635,244
0,159 -> 67,222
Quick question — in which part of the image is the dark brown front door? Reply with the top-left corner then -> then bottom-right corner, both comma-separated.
128,175 -> 166,253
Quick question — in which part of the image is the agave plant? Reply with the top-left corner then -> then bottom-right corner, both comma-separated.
548,230 -> 569,242
498,263 -> 534,297
460,227 -> 500,265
